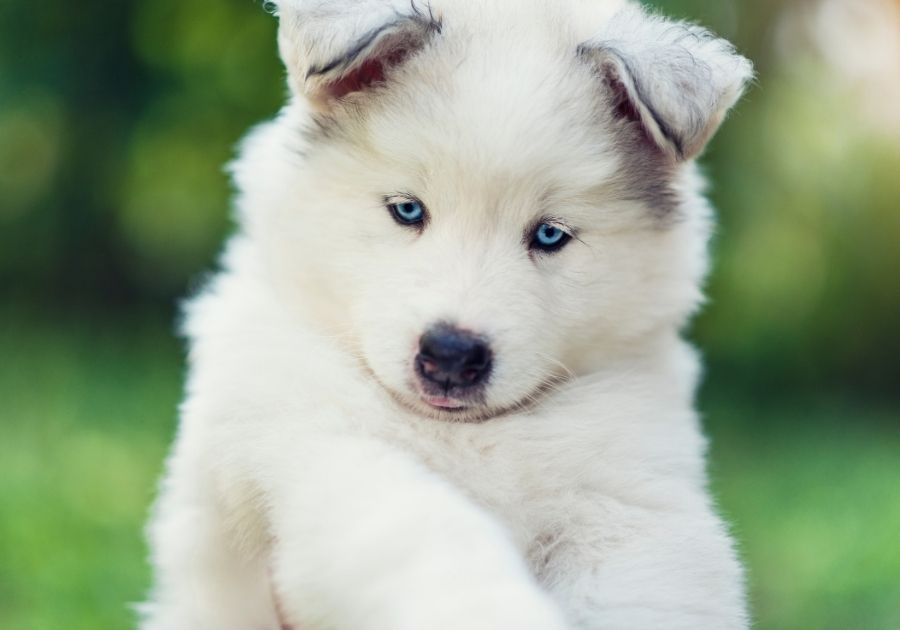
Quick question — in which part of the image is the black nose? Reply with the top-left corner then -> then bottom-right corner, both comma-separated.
416,325 -> 492,389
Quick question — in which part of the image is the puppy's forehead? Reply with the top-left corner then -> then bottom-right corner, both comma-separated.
432,0 -> 626,41
363,5 -> 622,197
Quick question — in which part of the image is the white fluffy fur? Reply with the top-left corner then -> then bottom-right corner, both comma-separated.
142,1 -> 752,628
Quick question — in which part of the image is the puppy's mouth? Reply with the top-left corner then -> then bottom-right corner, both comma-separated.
421,395 -> 468,411
402,376 -> 566,424
413,374 -> 488,415
398,384 -> 491,422
358,357 -> 567,423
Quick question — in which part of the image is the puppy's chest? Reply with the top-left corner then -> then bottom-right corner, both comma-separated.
400,421 -> 607,549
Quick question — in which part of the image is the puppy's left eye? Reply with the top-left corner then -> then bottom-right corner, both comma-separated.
530,223 -> 572,253
387,197 -> 427,227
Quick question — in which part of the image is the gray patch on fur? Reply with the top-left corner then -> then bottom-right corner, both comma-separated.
605,108 -> 681,221
576,52 -> 681,221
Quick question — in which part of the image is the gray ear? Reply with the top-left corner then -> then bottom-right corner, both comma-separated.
272,0 -> 442,109
579,6 -> 753,161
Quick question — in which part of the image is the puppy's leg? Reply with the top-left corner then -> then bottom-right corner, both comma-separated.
544,506 -> 747,630
140,457 -> 280,630
263,434 -> 570,630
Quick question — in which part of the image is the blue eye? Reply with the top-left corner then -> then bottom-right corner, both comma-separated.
531,223 -> 571,252
388,199 -> 427,226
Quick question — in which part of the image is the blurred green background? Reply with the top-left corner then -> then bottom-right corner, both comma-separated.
1,0 -> 899,628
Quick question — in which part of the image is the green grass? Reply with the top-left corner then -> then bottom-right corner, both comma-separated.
1,318 -> 898,629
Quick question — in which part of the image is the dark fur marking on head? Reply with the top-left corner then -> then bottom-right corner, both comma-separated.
612,135 -> 681,221
576,45 -> 681,219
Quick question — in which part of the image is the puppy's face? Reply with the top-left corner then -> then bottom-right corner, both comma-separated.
256,1 -> 751,421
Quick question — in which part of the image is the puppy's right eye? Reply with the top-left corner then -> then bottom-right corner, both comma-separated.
529,222 -> 572,254
386,197 -> 428,228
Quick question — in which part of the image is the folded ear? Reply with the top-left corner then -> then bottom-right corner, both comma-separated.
272,0 -> 442,111
579,6 -> 753,161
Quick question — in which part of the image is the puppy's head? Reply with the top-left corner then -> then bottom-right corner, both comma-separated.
248,0 -> 752,421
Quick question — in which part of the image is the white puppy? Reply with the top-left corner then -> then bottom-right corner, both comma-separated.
142,1 -> 753,628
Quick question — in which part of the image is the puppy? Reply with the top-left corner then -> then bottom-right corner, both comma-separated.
142,1 -> 753,628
